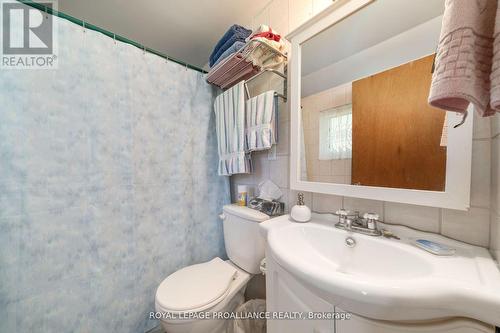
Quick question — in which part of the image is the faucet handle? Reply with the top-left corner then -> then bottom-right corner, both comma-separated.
363,213 -> 379,230
363,213 -> 379,220
336,209 -> 351,216
345,218 -> 353,231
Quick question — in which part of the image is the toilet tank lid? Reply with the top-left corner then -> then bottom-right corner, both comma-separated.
223,204 -> 270,222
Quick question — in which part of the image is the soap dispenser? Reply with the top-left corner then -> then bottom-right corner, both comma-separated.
290,193 -> 311,223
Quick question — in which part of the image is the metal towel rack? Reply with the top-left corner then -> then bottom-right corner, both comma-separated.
244,69 -> 287,102
206,39 -> 288,99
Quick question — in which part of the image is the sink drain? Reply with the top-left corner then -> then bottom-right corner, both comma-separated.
345,237 -> 356,248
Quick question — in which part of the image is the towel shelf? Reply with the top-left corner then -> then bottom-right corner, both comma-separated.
244,69 -> 287,102
206,39 -> 288,97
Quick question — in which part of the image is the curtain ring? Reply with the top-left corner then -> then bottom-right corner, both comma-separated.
113,33 -> 116,44
166,56 -> 168,63
185,64 -> 188,71
82,20 -> 86,33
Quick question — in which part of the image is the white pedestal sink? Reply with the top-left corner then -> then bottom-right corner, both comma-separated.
261,213 -> 500,330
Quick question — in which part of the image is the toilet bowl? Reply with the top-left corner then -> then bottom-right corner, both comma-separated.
155,205 -> 270,333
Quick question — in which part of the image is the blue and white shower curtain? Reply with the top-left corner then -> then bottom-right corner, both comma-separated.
0,4 -> 229,333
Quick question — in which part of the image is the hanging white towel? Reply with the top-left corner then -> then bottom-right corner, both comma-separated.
214,81 -> 252,176
245,91 -> 277,151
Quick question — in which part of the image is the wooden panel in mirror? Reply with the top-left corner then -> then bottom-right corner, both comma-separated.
351,54 -> 446,191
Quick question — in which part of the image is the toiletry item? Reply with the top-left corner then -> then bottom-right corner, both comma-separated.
381,230 -> 400,240
290,193 -> 311,223
237,185 -> 249,206
413,239 -> 456,256
248,198 -> 284,216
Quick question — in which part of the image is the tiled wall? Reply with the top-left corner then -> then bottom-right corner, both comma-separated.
0,13 -> 229,333
302,83 -> 352,184
231,0 -> 496,250
231,0 -> 334,210
490,115 -> 500,259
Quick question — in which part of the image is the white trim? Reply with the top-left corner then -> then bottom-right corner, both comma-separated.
289,0 -> 473,211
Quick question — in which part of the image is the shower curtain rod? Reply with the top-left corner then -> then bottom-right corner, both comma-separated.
17,0 -> 208,74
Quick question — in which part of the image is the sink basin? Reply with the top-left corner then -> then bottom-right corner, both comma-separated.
263,214 -> 500,326
300,223 -> 433,279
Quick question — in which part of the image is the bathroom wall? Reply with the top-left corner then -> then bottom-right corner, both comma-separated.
231,0 -> 495,249
0,9 -> 229,333
302,83 -> 352,184
301,15 -> 443,97
490,115 -> 500,259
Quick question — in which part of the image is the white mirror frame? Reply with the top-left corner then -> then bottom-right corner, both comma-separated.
288,0 -> 473,210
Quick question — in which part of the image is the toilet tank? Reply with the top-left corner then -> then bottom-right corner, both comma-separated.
221,205 -> 269,274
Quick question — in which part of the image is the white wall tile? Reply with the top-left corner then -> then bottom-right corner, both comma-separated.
279,188 -> 290,212
470,140 -> 491,208
289,0 -> 313,32
276,121 -> 290,156
312,192 -> 342,213
277,99 -> 290,124
311,90 -> 333,112
331,175 -> 346,183
252,5 -> 271,30
384,202 -> 440,233
319,160 -> 331,176
345,84 -> 352,103
345,159 -> 352,176
331,159 -> 346,176
472,113 -> 492,139
301,95 -> 315,113
491,113 -> 500,138
343,197 -> 384,219
253,151 -> 271,186
490,214 -> 500,259
442,207 -> 490,246
332,86 -> 347,107
269,155 -> 289,188
270,0 -> 290,35
231,173 -> 256,188
491,137 -> 500,215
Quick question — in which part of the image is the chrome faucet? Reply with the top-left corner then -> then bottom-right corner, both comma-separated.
344,218 -> 353,231
334,209 -> 382,236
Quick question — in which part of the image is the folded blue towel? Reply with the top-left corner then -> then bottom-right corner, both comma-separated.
209,25 -> 251,67
212,41 -> 246,68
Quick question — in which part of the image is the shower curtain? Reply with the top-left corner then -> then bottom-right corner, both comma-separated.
0,6 -> 229,333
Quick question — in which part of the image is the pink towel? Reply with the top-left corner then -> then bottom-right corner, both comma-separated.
429,0 -> 498,117
490,4 -> 500,111
206,53 -> 259,89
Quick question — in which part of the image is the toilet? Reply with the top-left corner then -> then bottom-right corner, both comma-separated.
155,204 -> 270,333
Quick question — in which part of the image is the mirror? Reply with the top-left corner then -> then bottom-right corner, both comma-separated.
301,0 -> 447,191
289,0 -> 473,209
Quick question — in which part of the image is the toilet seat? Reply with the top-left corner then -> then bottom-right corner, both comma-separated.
155,257 -> 238,313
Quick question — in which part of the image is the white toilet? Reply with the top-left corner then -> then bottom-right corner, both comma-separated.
155,204 -> 270,333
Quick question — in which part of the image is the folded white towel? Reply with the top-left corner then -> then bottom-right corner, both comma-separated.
245,91 -> 277,151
